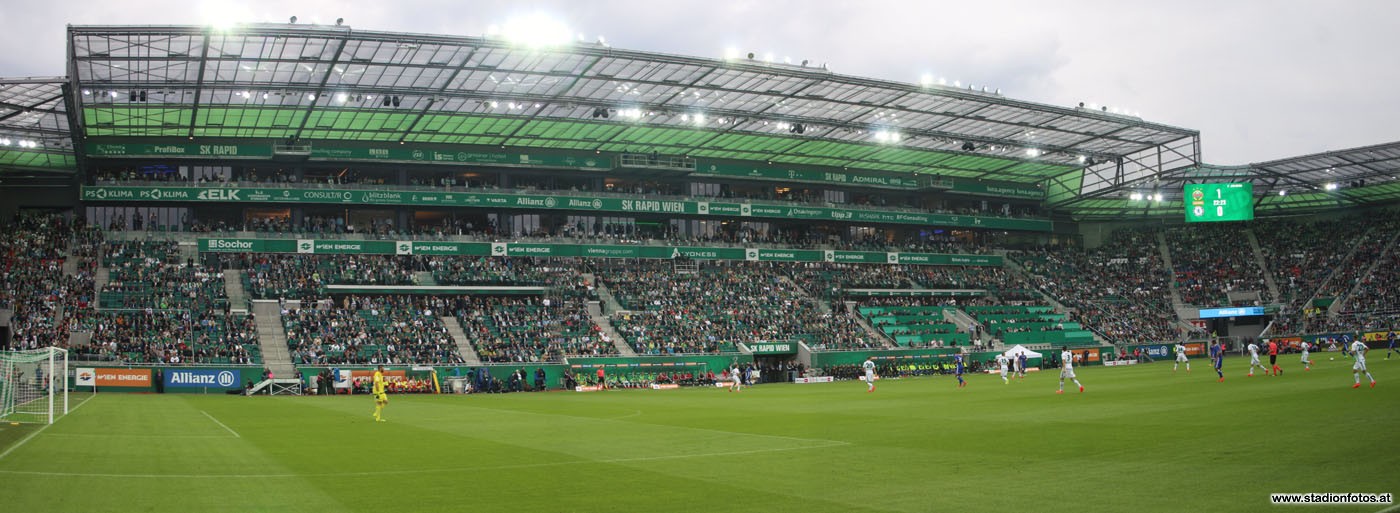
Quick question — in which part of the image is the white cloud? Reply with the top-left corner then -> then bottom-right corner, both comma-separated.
5,0 -> 1399,164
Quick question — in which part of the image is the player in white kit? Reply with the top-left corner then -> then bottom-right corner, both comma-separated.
1173,343 -> 1190,373
862,357 -> 877,393
1351,340 -> 1376,389
1247,342 -> 1269,377
996,353 -> 1010,384
729,364 -> 743,392
1299,341 -> 1312,371
1057,346 -> 1083,394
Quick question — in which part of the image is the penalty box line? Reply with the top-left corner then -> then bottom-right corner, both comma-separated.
0,393 -> 98,463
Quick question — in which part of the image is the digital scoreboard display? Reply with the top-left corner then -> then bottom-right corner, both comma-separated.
1185,183 -> 1254,222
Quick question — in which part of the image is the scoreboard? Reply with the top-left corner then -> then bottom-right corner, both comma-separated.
1185,183 -> 1254,222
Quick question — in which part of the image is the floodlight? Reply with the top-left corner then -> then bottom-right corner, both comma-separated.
499,13 -> 574,48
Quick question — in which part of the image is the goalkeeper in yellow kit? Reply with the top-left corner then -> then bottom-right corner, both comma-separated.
372,365 -> 388,422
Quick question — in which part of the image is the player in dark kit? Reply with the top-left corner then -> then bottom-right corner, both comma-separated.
954,353 -> 967,388
1210,340 -> 1225,382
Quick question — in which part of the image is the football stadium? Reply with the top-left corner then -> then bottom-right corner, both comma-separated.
1,14 -> 1398,513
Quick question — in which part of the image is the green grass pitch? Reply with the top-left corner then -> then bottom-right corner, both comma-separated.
1,356 -> 1395,513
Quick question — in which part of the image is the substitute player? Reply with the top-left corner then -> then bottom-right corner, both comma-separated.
1351,339 -> 1376,389
954,353 -> 967,388
1174,343 -> 1190,373
1246,341 -> 1268,377
372,365 -> 388,422
1211,339 -> 1225,382
1057,346 -> 1083,394
996,353 -> 1010,384
862,357 -> 877,393
1300,341 -> 1313,371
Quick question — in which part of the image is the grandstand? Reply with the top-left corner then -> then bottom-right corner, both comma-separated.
0,21 -> 1393,368
0,19 -> 1399,512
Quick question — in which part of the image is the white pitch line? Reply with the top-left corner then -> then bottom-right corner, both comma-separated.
0,440 -> 848,479
0,423 -> 52,462
0,393 -> 96,463
45,433 -> 231,440
200,410 -> 241,439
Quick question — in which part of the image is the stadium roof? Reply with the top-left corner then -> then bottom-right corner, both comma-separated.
4,22 -> 1385,220
0,77 -> 76,173
66,23 -> 1199,185
1053,141 -> 1400,220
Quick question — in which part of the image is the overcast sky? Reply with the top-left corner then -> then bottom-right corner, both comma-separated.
3,0 -> 1397,165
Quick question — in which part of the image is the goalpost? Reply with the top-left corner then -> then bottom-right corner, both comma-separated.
0,347 -> 69,424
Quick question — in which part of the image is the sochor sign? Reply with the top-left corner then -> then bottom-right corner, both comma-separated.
84,186 -> 1052,232
198,238 -> 1003,266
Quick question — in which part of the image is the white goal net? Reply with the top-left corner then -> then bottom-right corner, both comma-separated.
0,347 -> 69,424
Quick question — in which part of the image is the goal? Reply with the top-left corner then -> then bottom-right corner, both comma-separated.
0,347 -> 69,424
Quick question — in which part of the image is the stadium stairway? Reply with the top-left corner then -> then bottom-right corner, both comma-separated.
1302,226 -> 1369,313
1333,229 -> 1400,315
94,266 -> 110,309
846,301 -> 897,348
781,275 -> 832,313
1157,231 -> 1196,320
251,300 -> 298,379
942,308 -> 980,337
1245,229 -> 1281,302
66,328 -> 91,348
592,278 -> 626,314
223,270 -> 248,310
440,316 -> 484,365
414,271 -> 437,286
586,301 -> 636,356
1004,258 -> 1071,313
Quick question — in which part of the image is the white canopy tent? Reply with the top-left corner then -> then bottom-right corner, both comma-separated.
1001,345 -> 1043,359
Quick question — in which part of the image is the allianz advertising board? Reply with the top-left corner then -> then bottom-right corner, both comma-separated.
164,369 -> 242,389
1143,344 -> 1172,359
